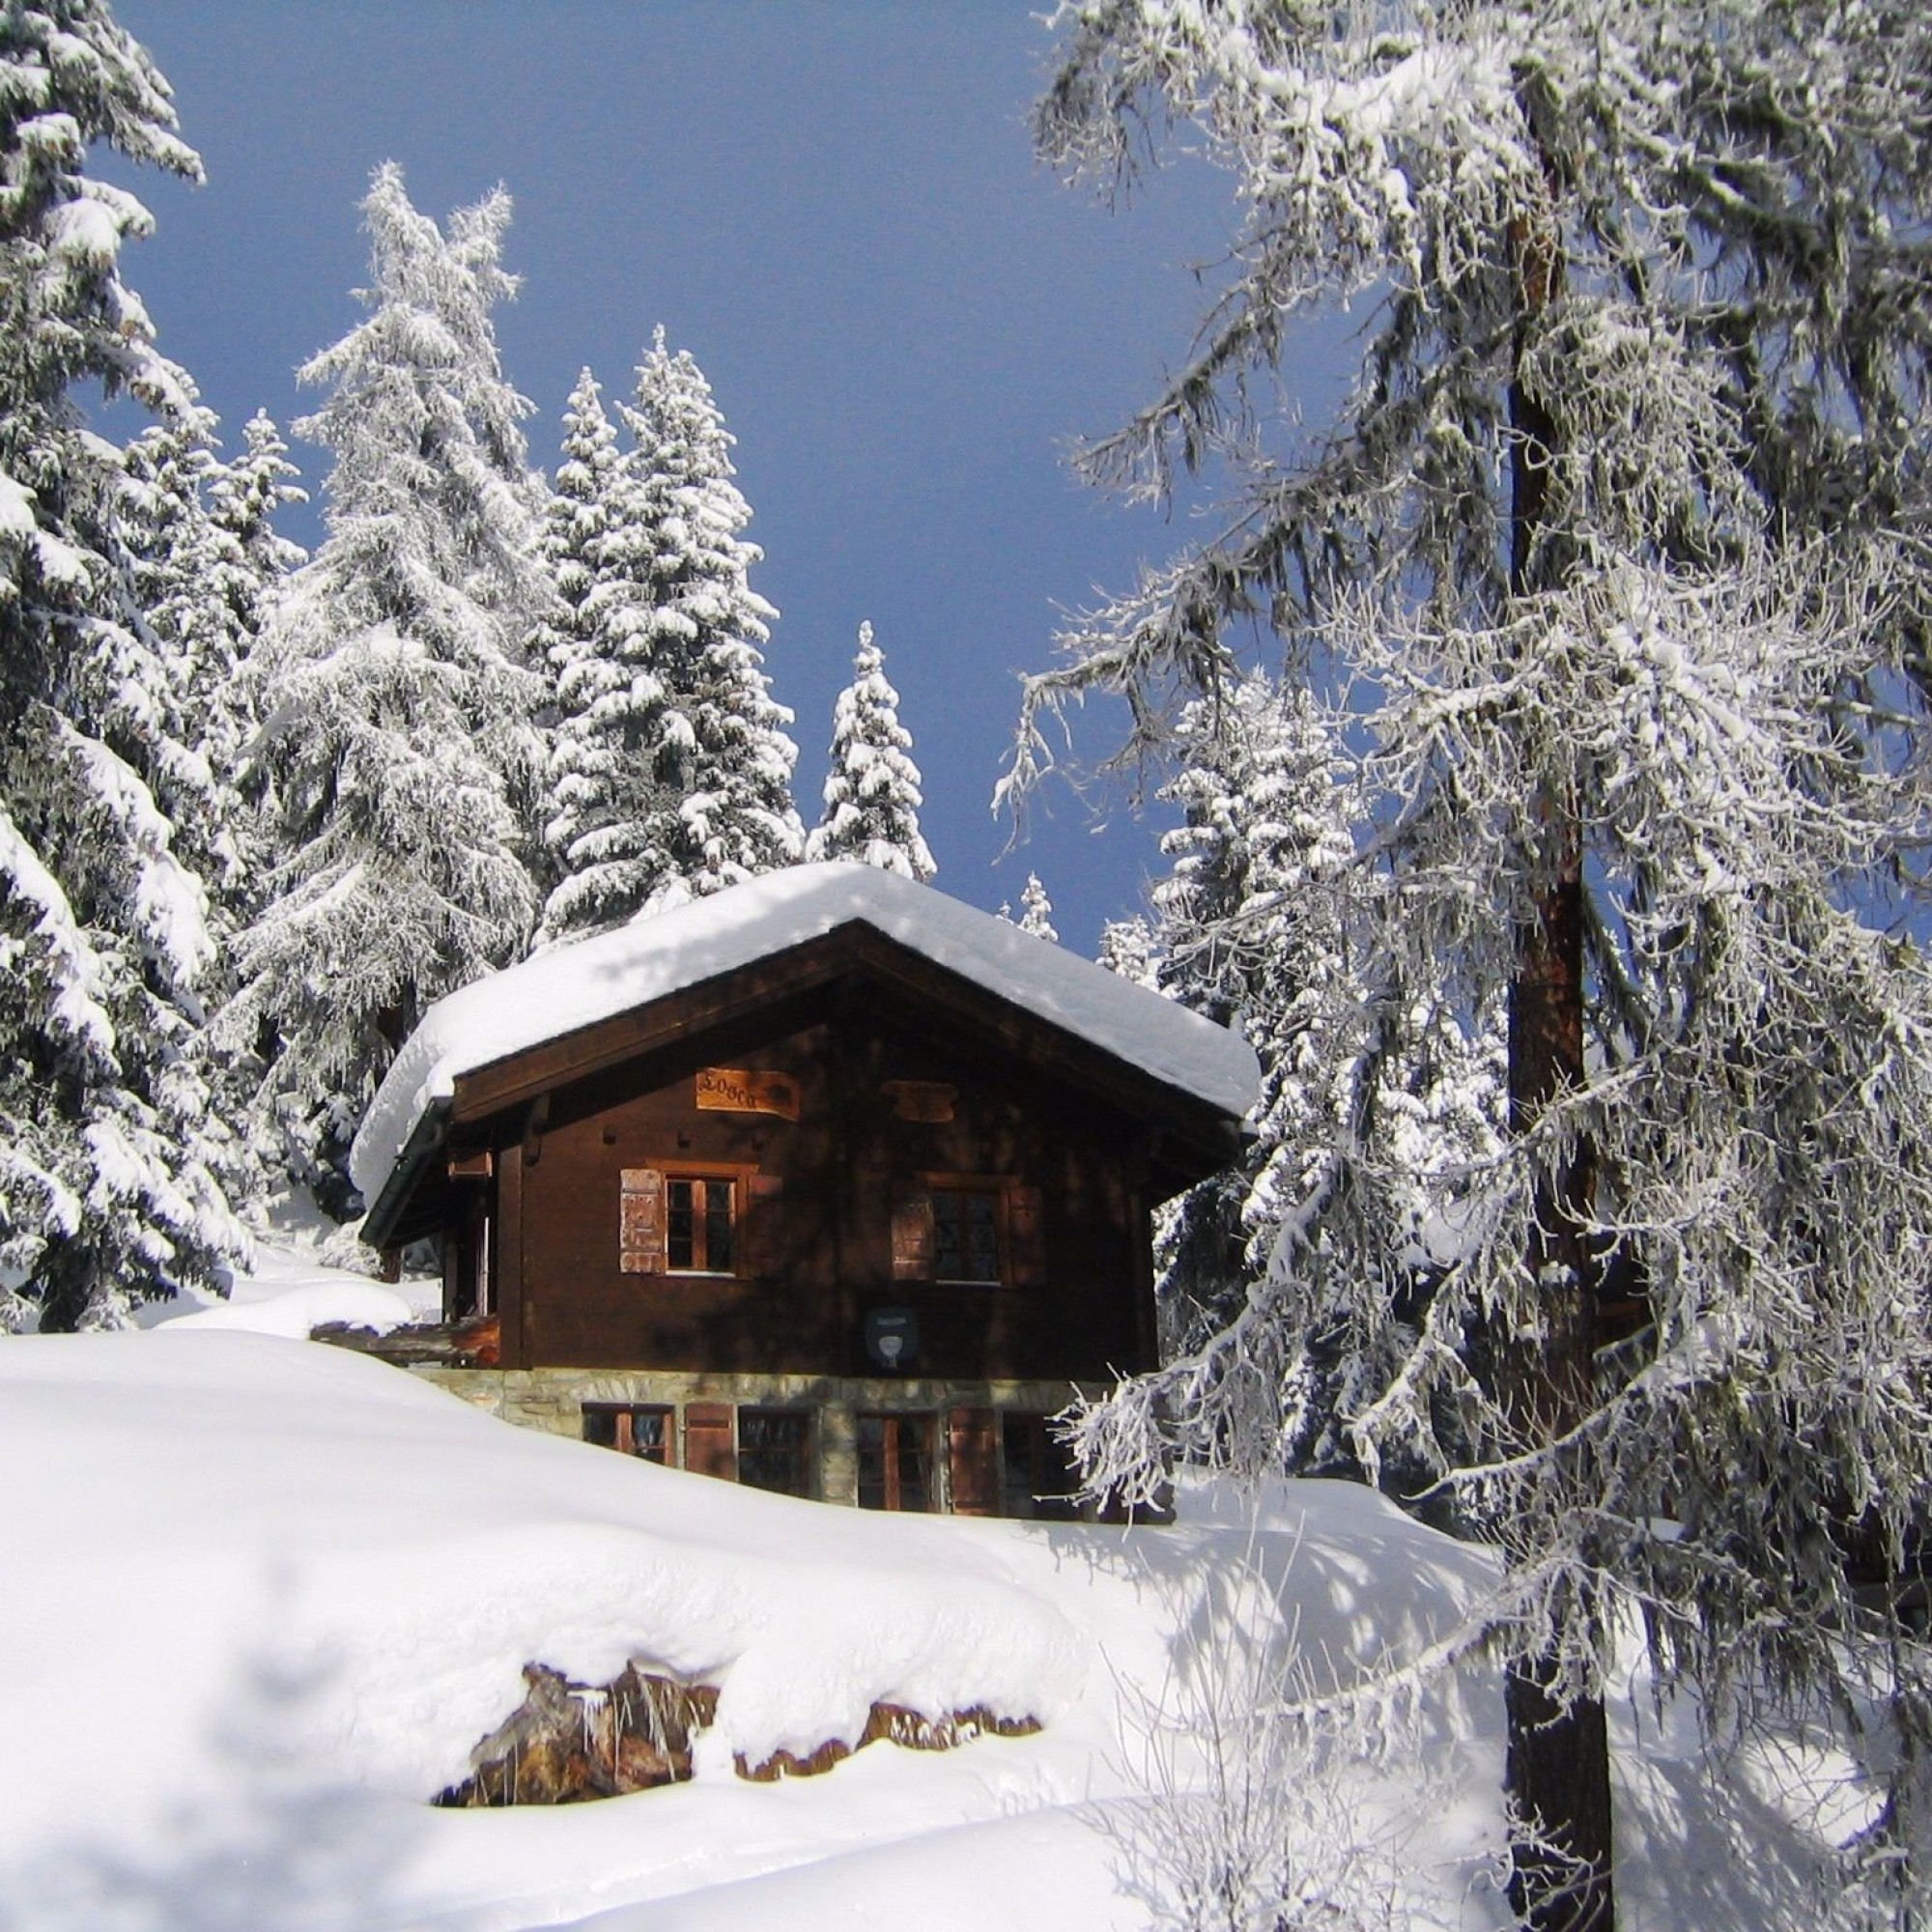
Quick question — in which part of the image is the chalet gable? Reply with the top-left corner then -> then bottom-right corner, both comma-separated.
354,865 -> 1260,1249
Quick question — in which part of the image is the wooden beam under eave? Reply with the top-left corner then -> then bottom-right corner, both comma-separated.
497,1128 -> 526,1371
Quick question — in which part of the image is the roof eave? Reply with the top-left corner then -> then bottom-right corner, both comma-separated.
358,1094 -> 452,1250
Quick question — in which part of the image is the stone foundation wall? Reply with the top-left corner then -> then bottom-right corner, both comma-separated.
410,1364 -> 1101,1514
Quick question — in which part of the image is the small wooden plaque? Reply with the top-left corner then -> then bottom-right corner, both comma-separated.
881,1079 -> 956,1123
695,1066 -> 800,1121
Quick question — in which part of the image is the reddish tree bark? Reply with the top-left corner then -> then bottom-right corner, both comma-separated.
1499,171 -> 1617,1932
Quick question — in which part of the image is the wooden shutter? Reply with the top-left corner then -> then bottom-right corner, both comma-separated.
619,1168 -> 667,1274
891,1192 -> 936,1281
744,1173 -> 784,1277
947,1406 -> 1000,1517
1007,1184 -> 1046,1286
683,1402 -> 737,1482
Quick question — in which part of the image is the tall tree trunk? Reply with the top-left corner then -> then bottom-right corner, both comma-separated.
1499,170 -> 1617,1932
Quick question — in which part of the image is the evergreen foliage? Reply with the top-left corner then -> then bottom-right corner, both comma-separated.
1094,912 -> 1158,988
224,164 -> 549,1212
206,409 -> 306,641
534,362 -> 682,941
1030,1 -> 1932,1916
1016,871 -> 1057,941
539,332 -> 799,941
614,327 -> 800,910
0,0 -> 247,1328
805,619 -> 935,881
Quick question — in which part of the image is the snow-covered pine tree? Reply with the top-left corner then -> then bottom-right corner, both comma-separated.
1133,677 -> 1353,1382
805,620 -> 935,881
224,165 -> 550,1213
1095,912 -> 1158,988
1016,872 -> 1056,941
1027,5 -> 1932,1921
0,0 -> 248,1328
202,408 -> 305,907
612,328 -> 801,911
534,366 -> 680,943
206,409 -> 306,641
119,407 -> 264,897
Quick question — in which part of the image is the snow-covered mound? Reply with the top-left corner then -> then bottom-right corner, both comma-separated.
154,1225 -> 427,1335
0,1326 -> 1865,1929
351,860 -> 1261,1206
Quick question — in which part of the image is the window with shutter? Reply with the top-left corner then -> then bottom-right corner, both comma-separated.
582,1404 -> 676,1465
895,1175 -> 1045,1288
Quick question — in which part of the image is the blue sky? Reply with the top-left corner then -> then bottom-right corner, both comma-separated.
106,0 -> 1250,952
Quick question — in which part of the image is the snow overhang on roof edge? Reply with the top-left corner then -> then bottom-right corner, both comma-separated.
350,862 -> 1261,1219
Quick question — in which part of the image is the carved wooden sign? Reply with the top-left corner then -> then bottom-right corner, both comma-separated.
881,1079 -> 956,1123
696,1066 -> 800,1121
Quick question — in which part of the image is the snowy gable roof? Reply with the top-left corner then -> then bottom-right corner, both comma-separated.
350,861 -> 1259,1208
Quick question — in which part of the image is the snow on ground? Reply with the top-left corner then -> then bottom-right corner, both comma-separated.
0,1267 -> 1870,1930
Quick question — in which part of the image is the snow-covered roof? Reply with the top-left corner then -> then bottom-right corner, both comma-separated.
351,861 -> 1259,1208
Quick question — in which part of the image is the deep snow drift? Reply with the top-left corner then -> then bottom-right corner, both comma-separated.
0,1298 -> 1868,1930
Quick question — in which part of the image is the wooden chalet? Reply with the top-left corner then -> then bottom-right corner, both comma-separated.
351,863 -> 1258,1519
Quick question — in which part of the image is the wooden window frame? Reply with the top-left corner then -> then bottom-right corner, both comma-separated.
735,1406 -> 816,1498
582,1403 -> 678,1466
664,1171 -> 737,1276
856,1411 -> 937,1513
620,1160 -> 761,1279
893,1174 -> 1046,1288
1000,1411 -> 1083,1521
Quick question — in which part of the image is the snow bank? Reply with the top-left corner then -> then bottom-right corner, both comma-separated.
351,861 -> 1260,1206
0,1318 -> 1862,1929
159,1277 -> 415,1337
153,1225 -> 433,1334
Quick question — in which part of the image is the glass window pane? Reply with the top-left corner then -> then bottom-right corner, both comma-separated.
740,1409 -> 811,1496
933,1191 -> 1000,1283
667,1179 -> 696,1270
966,1195 -> 1000,1283
933,1194 -> 964,1280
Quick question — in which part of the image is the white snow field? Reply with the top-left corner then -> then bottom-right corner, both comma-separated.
0,1279 -> 1869,1930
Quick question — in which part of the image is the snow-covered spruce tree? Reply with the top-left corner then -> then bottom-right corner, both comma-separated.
119,408 -> 264,900
534,363 -> 705,942
1138,678 -> 1343,1386
1096,911 -> 1159,988
609,327 -> 801,912
205,409 -> 305,654
0,0 -> 248,1328
201,408 -> 305,902
531,367 -> 634,942
224,165 -> 549,1213
1016,872 -> 1057,941
805,619 -> 935,880
1025,5 -> 1932,1922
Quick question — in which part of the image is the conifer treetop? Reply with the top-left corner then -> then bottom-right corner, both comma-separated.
806,618 -> 936,882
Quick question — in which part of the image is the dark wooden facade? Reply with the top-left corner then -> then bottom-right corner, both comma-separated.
362,922 -> 1246,1512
